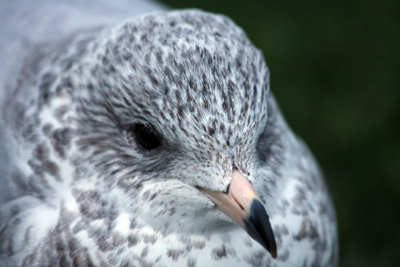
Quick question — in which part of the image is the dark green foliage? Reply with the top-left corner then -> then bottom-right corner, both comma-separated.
160,1 -> 400,266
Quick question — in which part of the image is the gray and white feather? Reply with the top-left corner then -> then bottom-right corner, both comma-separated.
0,0 -> 338,266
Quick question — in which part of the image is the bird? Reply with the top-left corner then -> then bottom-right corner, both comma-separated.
0,0 -> 338,266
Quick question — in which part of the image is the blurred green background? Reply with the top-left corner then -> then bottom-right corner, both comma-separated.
160,1 -> 400,266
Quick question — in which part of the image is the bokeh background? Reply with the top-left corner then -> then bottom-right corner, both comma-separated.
159,1 -> 400,266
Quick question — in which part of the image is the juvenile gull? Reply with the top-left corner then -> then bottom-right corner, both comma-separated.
0,0 -> 338,266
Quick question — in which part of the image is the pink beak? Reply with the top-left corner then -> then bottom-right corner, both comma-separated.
198,169 -> 277,259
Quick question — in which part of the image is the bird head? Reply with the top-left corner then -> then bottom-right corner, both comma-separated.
65,10 -> 279,258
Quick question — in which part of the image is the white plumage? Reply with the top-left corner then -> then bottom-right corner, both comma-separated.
0,1 -> 338,266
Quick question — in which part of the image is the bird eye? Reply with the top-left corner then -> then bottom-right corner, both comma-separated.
133,124 -> 160,150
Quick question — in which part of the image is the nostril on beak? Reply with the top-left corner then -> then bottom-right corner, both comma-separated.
224,184 -> 230,194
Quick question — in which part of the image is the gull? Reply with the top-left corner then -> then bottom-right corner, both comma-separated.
0,0 -> 338,266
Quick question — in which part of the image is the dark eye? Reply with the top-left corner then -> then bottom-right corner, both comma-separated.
133,124 -> 160,150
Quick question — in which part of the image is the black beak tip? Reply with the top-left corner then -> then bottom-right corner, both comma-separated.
243,199 -> 278,259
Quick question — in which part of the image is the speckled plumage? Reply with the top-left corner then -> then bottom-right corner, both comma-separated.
0,1 -> 338,266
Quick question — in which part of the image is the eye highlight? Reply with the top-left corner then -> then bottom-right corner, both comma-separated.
131,124 -> 161,150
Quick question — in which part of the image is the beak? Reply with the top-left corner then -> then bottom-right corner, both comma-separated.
198,169 -> 277,259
